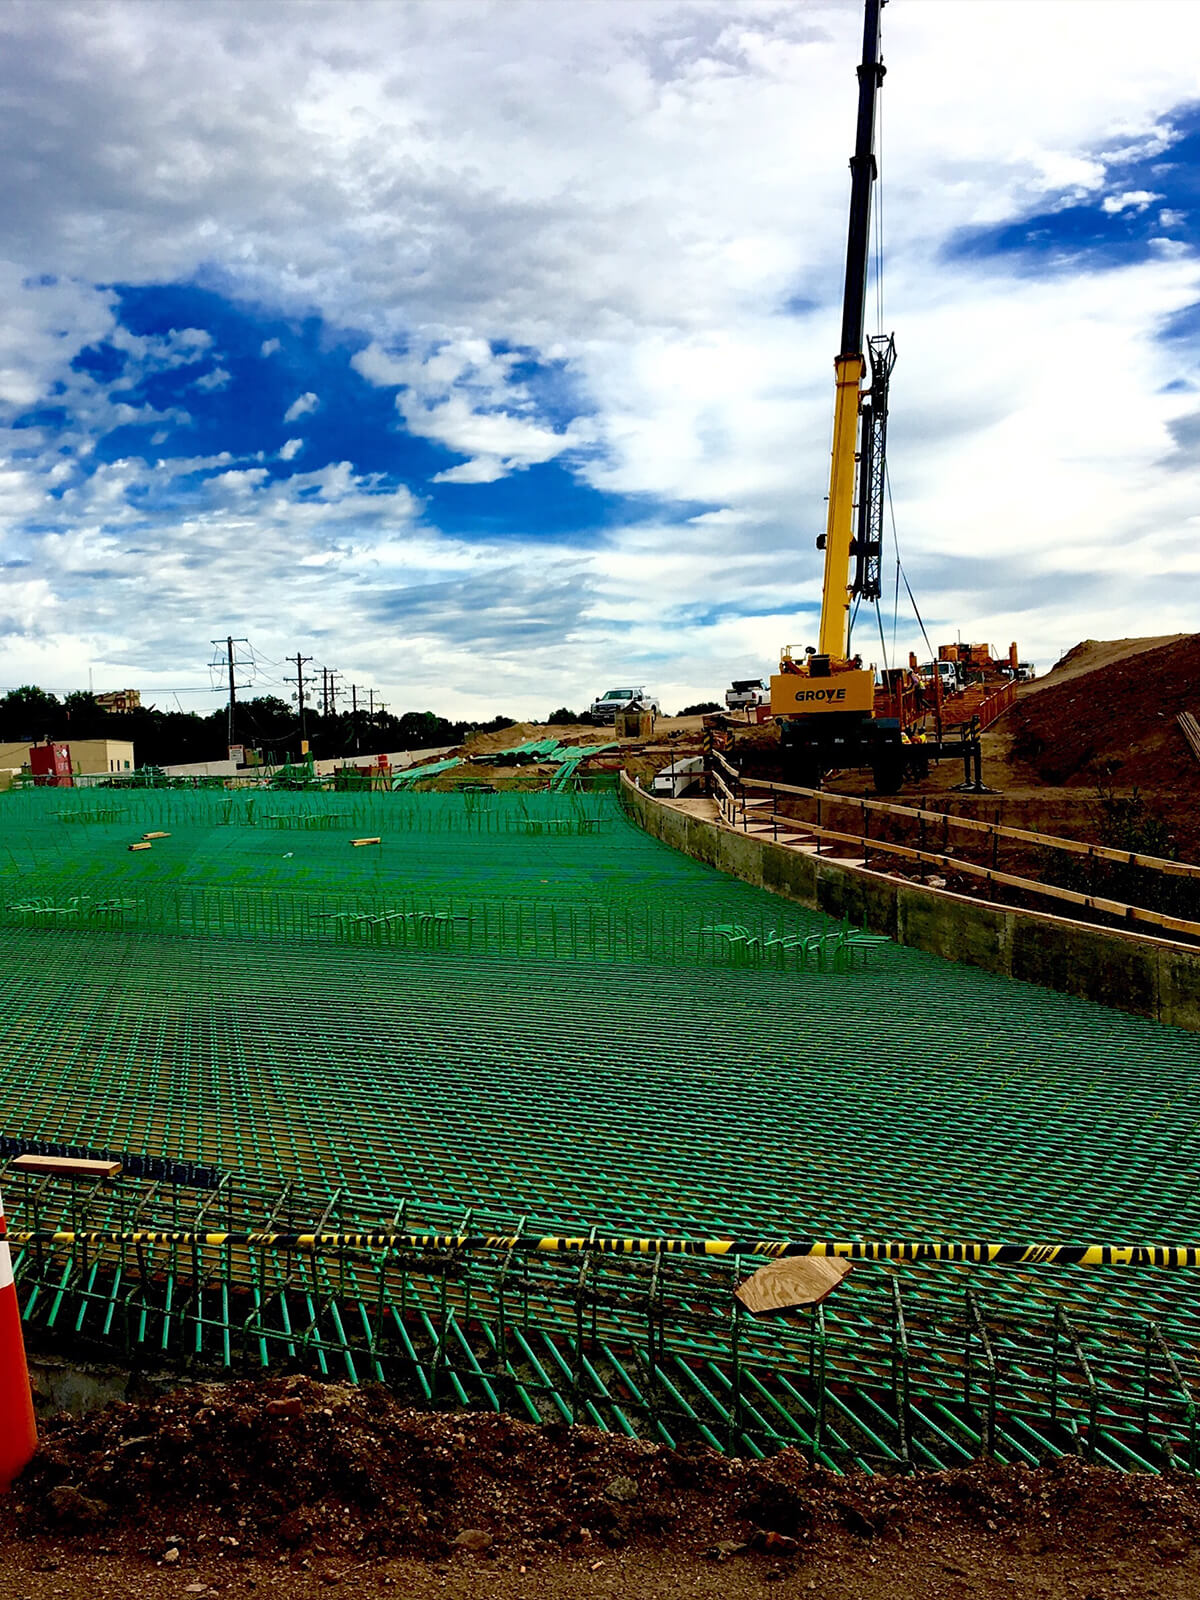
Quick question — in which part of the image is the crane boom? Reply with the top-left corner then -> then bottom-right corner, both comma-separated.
816,0 -> 885,660
764,0 -> 991,796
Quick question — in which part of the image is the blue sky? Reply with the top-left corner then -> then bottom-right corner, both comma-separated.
57,282 -> 666,539
0,1 -> 1197,720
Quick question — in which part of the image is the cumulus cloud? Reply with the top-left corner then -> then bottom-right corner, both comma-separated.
106,324 -> 213,373
283,391 -> 319,422
1103,190 -> 1163,214
0,0 -> 1197,715
353,336 -> 593,481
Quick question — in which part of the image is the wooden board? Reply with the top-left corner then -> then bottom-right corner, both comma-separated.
9,1153 -> 123,1180
735,1255 -> 853,1315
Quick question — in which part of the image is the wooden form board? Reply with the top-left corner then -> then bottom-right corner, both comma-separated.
709,765 -> 1200,945
710,750 -> 1200,882
735,1256 -> 853,1314
9,1153 -> 123,1180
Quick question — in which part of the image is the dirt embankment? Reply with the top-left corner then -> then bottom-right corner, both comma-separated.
462,722 -> 612,757
1030,636 -> 1191,692
439,719 -> 706,794
11,1378 -> 1200,1599
1009,634 -> 1200,795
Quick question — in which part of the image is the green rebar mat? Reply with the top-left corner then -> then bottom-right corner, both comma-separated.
3,786 -> 1200,1472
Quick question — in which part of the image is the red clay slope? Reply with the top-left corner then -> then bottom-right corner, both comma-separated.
1009,633 -> 1200,791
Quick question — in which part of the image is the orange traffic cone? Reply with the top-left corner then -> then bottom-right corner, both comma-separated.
0,1186 -> 36,1489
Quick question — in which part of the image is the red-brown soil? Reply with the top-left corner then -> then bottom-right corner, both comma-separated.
1008,635 -> 1200,794
9,1377 -> 1200,1598
1030,637 -> 1190,691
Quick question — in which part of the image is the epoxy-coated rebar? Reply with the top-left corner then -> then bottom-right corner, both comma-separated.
3,787 -> 1200,1470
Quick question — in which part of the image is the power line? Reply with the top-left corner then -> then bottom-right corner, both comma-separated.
211,636 -> 249,748
289,653 -> 313,748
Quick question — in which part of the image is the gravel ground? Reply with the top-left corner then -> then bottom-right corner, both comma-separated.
8,1377 -> 1200,1599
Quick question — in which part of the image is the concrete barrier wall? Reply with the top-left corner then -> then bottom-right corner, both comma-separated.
620,774 -> 1200,1032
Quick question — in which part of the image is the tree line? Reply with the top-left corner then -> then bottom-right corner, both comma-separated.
0,685 -> 516,769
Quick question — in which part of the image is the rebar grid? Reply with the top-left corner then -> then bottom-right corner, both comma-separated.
2,788 -> 1200,1469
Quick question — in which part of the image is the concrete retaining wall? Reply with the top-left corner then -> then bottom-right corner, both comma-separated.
620,773 -> 1200,1031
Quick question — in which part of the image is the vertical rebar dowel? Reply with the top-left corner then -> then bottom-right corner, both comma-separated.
729,1256 -> 743,1452
890,1275 -> 912,1469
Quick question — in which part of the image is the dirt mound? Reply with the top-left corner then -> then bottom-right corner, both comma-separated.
463,722 -> 610,756
15,1376 -> 1200,1570
1009,633 -> 1200,792
1032,635 -> 1189,692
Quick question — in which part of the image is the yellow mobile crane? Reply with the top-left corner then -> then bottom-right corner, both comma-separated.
770,0 -> 917,793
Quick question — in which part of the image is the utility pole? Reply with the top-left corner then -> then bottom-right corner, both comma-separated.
351,684 -> 360,752
212,636 -> 248,750
290,653 -> 312,753
326,670 -> 342,716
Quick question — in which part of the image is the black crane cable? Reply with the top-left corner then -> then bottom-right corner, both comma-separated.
885,462 -> 936,665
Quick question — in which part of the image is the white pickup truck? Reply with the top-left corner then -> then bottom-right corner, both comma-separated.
590,686 -> 660,722
725,679 -> 768,711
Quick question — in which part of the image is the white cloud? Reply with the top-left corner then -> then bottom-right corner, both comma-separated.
431,457 -> 505,485
0,268 -> 114,408
354,336 -> 593,480
0,1 -> 1198,714
1103,189 -> 1163,214
283,391 -> 319,422
111,325 -> 212,370
194,366 -> 231,391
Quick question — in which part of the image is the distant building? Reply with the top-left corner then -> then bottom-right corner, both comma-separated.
0,740 -> 30,790
95,688 -> 141,713
18,738 -> 138,786
69,738 -> 135,776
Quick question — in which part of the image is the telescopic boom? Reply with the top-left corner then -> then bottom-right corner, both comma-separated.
816,0 -> 886,660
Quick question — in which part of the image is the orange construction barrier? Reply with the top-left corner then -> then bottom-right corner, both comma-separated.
0,1187 -> 36,1489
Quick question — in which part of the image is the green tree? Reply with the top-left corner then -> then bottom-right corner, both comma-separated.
0,685 -> 62,741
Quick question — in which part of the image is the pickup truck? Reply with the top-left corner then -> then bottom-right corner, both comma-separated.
590,686 -> 660,722
725,679 -> 768,711
919,661 -> 963,692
